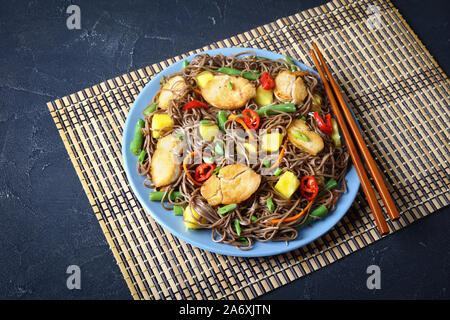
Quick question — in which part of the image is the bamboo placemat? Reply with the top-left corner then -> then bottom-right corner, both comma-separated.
47,0 -> 449,300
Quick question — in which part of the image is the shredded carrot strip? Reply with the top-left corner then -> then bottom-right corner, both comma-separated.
193,88 -> 203,96
228,114 -> 255,140
266,199 -> 313,226
331,191 -> 339,205
269,139 -> 287,171
182,151 -> 209,187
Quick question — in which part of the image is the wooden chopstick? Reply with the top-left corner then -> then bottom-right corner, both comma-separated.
310,48 -> 390,235
312,43 -> 400,222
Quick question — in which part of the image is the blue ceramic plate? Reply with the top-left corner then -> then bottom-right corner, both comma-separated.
122,47 -> 360,257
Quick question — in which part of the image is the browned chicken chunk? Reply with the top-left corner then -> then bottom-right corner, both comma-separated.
158,76 -> 186,109
200,164 -> 261,205
150,135 -> 183,187
201,75 -> 256,110
274,70 -> 308,104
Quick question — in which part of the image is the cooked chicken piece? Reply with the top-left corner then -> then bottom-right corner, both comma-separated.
200,164 -> 261,206
158,76 -> 186,109
287,119 -> 324,156
292,77 -> 308,103
219,165 -> 261,204
274,70 -> 308,104
274,70 -> 295,102
155,134 -> 182,152
201,75 -> 256,110
199,173 -> 222,206
151,135 -> 183,187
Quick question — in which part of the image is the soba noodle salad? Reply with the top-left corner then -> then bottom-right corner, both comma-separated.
129,51 -> 349,250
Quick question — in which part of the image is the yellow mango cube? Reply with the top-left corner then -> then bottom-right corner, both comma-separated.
196,71 -> 214,89
236,143 -> 257,157
255,85 -> 274,106
261,133 -> 284,152
243,142 -> 257,154
183,205 -> 206,229
274,171 -> 300,199
199,123 -> 219,142
151,113 -> 173,138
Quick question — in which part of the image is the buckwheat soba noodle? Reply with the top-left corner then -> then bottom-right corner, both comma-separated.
131,51 -> 349,250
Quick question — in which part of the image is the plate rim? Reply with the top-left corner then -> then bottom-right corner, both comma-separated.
121,46 -> 360,257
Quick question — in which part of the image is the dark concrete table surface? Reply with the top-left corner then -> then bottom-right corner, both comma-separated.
0,0 -> 449,300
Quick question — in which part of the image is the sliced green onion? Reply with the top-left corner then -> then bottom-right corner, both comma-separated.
254,103 -> 296,116
234,219 -> 242,236
200,119 -> 211,124
251,215 -> 258,222
273,168 -> 283,176
203,155 -> 215,164
297,205 -> 329,228
216,67 -> 241,76
285,56 -> 294,64
293,131 -> 309,141
182,60 -> 189,69
315,169 -> 325,185
238,237 -> 248,243
311,205 -> 328,216
149,191 -> 184,201
173,205 -> 184,216
236,104 -> 296,118
331,118 -> 342,147
314,94 -> 322,105
212,166 -> 221,175
143,102 -> 157,116
307,205 -> 328,224
215,67 -> 260,80
217,111 -> 228,131
138,150 -> 146,163
130,118 -> 145,156
311,94 -> 322,112
325,178 -> 338,190
318,178 -> 338,197
161,77 -> 167,86
285,56 -> 297,71
214,141 -> 225,155
228,81 -> 234,90
242,70 -> 260,80
266,198 -> 275,212
218,203 -> 237,215
262,159 -> 271,168
300,116 -> 307,121
175,133 -> 184,140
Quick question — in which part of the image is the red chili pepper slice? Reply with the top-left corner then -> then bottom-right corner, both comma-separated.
242,108 -> 260,130
313,112 -> 333,135
299,176 -> 319,200
260,72 -> 275,90
194,163 -> 217,182
183,100 -> 209,110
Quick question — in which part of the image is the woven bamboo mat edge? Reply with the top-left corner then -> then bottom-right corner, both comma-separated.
388,2 -> 450,86
46,0 -> 450,299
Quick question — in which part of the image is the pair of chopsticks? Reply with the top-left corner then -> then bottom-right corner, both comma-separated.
310,43 -> 400,235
